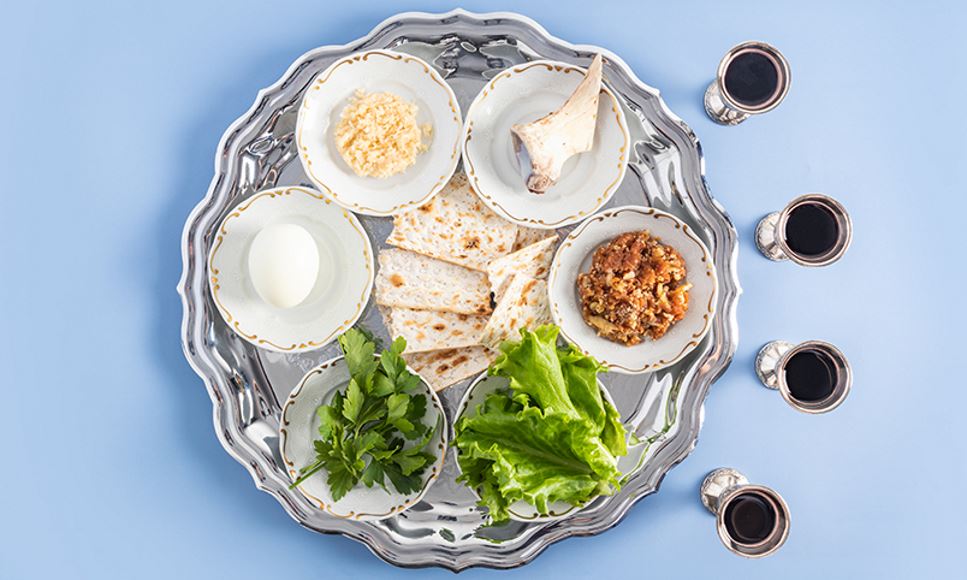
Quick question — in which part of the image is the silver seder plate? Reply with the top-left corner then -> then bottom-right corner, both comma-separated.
178,9 -> 741,571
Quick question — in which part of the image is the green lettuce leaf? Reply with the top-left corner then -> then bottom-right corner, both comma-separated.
454,325 -> 628,524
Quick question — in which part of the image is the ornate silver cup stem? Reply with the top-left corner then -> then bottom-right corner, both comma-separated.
754,212 -> 786,261
704,82 -> 750,126
754,340 -> 793,388
700,467 -> 749,513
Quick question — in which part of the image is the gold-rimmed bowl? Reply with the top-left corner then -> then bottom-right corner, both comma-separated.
207,186 -> 373,353
548,206 -> 718,374
461,59 -> 630,229
180,9 -> 743,570
280,356 -> 448,521
296,49 -> 462,216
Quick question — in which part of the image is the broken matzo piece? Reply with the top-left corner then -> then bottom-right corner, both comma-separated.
375,249 -> 492,315
480,275 -> 552,349
487,236 -> 558,302
403,346 -> 497,391
383,307 -> 488,353
513,225 -> 557,252
385,172 -> 518,271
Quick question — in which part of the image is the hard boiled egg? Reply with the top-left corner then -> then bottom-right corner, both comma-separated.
247,223 -> 320,309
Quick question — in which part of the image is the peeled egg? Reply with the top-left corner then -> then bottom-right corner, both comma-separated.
248,223 -> 320,309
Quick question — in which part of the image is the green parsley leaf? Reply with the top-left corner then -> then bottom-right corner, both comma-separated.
398,372 -> 423,393
379,348 -> 405,382
404,417 -> 438,453
371,373 -> 395,397
326,457 -> 358,502
354,399 -> 386,427
394,453 -> 429,476
391,417 -> 415,435
405,391 -> 427,423
291,330 -> 438,501
339,328 -> 377,380
360,461 -> 384,489
342,378 -> 364,423
353,430 -> 383,457
386,393 -> 409,421
383,461 -> 423,495
313,440 -> 332,456
316,406 -> 340,441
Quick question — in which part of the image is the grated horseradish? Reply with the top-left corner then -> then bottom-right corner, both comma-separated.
334,90 -> 431,178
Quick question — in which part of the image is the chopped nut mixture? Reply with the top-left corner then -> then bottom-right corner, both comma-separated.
577,231 -> 691,345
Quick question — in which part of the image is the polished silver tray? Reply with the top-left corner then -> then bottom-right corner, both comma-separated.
178,9 -> 740,570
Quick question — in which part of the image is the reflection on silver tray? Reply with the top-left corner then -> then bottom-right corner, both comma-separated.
177,9 -> 741,571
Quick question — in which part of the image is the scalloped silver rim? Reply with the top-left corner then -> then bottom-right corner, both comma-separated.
177,8 -> 742,571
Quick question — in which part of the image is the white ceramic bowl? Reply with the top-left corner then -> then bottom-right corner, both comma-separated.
548,206 -> 718,374
207,186 -> 373,352
462,59 -> 630,229
453,372 -> 645,523
296,49 -> 462,216
280,356 -> 448,521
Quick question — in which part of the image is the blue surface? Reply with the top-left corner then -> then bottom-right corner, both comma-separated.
3,1 -> 965,578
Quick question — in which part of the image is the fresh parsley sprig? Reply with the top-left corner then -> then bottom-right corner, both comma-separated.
290,328 -> 438,501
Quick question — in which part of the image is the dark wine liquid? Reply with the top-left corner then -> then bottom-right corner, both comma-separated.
785,350 -> 836,402
724,493 -> 777,545
723,49 -> 781,108
784,203 -> 839,257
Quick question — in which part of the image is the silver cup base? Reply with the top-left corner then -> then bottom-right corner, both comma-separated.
754,212 -> 788,261
700,467 -> 750,513
755,340 -> 794,389
703,81 -> 750,126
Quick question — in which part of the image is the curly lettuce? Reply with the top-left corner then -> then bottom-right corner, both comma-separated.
454,325 -> 627,523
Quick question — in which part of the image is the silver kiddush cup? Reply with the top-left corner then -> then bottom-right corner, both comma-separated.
756,340 -> 852,414
701,468 -> 791,558
755,194 -> 852,266
704,41 -> 791,125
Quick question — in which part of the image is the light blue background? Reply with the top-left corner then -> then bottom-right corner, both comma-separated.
3,1 -> 964,578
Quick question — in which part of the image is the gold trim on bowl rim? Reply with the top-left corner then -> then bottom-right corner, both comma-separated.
207,186 -> 374,352
461,59 -> 631,228
279,356 -> 448,520
295,49 -> 463,216
548,206 -> 718,373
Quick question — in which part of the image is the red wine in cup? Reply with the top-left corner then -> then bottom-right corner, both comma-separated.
723,48 -> 783,109
784,349 -> 837,403
723,491 -> 779,545
784,203 -> 840,258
